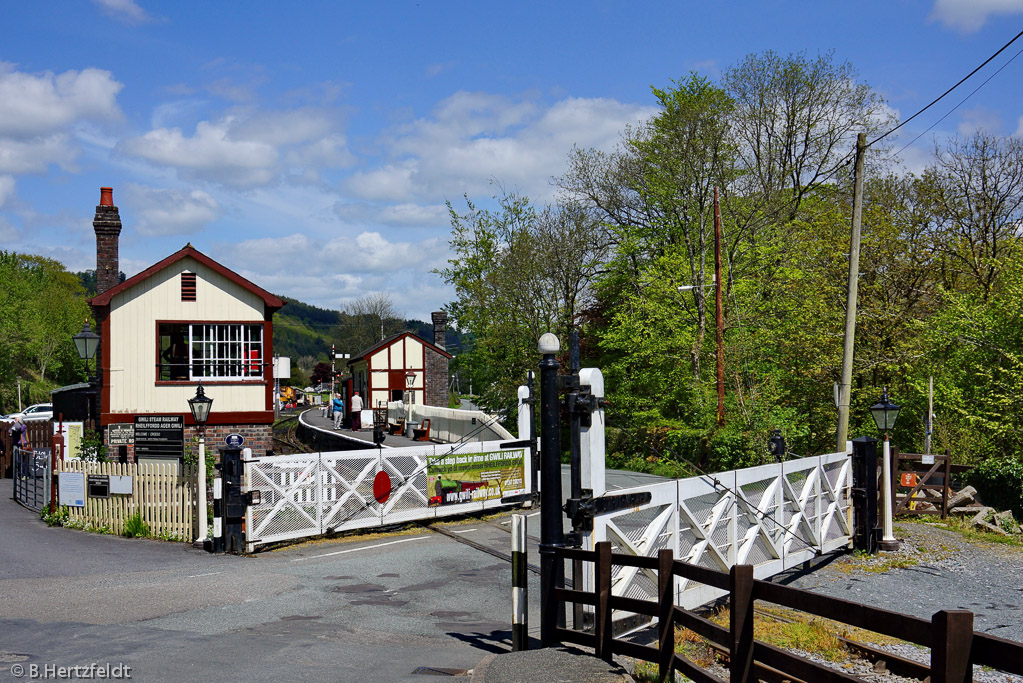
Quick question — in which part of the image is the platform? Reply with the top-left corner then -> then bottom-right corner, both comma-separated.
298,407 -> 428,448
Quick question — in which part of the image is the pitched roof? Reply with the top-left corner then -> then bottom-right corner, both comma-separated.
89,244 -> 285,311
350,331 -> 453,362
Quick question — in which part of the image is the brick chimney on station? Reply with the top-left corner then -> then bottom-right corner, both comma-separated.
432,311 -> 447,350
94,187 -> 122,296
424,311 -> 449,407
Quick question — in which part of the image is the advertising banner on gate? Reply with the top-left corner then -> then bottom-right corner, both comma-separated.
427,448 -> 526,507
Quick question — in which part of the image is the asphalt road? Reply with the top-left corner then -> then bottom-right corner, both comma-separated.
1,466 -> 664,682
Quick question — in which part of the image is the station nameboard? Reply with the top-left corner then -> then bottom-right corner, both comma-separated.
108,423 -> 134,446
134,415 -> 184,460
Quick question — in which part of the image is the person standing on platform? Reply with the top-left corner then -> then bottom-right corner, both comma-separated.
332,392 -> 344,429
350,391 -> 363,431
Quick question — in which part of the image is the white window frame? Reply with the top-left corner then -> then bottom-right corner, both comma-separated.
159,323 -> 264,382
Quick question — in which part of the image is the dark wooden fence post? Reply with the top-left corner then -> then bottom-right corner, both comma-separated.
729,564 -> 754,683
657,549 -> 674,682
594,541 -> 613,662
931,609 -> 973,683
941,450 -> 952,519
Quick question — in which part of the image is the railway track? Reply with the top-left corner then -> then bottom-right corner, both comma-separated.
272,414 -> 312,454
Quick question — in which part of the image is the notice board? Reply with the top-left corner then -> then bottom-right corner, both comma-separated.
133,415 -> 184,461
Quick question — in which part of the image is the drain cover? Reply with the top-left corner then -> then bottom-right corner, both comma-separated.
411,666 -> 470,676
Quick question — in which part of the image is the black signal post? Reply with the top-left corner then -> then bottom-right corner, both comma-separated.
537,332 -> 565,646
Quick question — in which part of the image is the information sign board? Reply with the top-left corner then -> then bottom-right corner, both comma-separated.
59,471 -> 86,507
134,415 -> 184,460
108,423 -> 134,446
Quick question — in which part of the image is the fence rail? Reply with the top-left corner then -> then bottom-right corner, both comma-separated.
55,460 -> 197,540
554,543 -> 1023,683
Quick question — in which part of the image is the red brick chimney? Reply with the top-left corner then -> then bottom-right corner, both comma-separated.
94,187 -> 122,295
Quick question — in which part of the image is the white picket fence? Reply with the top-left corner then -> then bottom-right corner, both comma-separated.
244,438 -> 531,552
589,448 -> 853,610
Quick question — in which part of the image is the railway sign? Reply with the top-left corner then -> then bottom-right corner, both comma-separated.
225,433 -> 244,447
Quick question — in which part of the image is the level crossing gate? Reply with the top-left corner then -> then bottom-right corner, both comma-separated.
243,438 -> 532,552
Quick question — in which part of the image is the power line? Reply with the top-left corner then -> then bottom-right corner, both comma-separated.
869,27 -> 1023,149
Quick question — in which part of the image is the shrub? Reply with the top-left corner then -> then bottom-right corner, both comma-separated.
40,505 -> 70,527
123,512 -> 151,538
965,456 -> 1023,520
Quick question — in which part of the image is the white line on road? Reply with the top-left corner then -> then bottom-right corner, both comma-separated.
451,528 -> 477,534
186,571 -> 223,578
526,512 -> 540,518
291,536 -> 428,561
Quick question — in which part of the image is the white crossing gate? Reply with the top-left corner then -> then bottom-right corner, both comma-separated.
589,450 -> 853,611
244,439 -> 532,552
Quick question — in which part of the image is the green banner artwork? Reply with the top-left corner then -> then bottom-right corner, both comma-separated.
427,448 -> 526,506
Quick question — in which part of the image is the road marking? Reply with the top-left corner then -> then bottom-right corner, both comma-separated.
291,536 -> 427,561
526,512 -> 540,518
451,528 -> 477,534
187,571 -> 223,578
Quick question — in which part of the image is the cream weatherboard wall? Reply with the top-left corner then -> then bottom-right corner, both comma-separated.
107,257 -> 267,415
365,336 -> 425,409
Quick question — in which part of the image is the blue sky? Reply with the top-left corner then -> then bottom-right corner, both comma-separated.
2,0 -> 1023,323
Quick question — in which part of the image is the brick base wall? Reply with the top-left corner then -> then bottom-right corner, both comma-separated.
424,349 -> 449,407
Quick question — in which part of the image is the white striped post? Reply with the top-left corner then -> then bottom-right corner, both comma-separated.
512,513 -> 528,651
211,475 -> 223,553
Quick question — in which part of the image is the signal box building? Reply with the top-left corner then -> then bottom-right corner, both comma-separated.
88,188 -> 284,464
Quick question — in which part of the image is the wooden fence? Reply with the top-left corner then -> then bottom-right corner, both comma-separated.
553,543 -> 1023,683
55,460 -> 196,541
1,419 -> 54,478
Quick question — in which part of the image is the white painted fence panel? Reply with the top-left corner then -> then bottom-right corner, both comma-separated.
590,450 -> 853,611
245,439 -> 531,550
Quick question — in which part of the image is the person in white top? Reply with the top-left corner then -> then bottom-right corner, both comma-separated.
350,392 -> 363,431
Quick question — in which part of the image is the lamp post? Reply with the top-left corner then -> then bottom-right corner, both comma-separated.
869,386 -> 901,551
72,320 -> 101,430
188,381 -> 213,544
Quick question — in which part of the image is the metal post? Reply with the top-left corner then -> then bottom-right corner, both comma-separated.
714,187 -> 725,428
851,436 -> 878,554
879,434 -> 899,550
511,514 -> 528,651
538,333 -> 565,646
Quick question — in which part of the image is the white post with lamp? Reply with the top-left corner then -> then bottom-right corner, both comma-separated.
869,386 -> 901,551
188,382 -> 213,545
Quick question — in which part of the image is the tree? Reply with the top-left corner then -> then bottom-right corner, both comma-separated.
334,294 -> 407,356
917,132 -> 1023,299
437,192 -> 605,418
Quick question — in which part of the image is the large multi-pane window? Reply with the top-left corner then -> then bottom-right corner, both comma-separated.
158,323 -> 263,381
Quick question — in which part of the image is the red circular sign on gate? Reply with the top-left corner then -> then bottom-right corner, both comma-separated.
373,470 -> 392,504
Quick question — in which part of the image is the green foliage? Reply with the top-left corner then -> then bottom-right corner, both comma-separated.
41,505 -> 70,527
966,456 -> 1023,521
79,429 -> 108,462
123,512 -> 151,538
0,252 -> 94,413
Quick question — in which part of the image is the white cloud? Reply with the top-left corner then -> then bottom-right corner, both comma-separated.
91,0 -> 152,24
1014,116 -> 1023,138
121,109 -> 354,187
0,175 -> 15,208
0,63 -> 123,176
334,201 -> 447,227
345,92 -> 656,203
956,107 -> 1002,136
122,184 -> 220,236
930,0 -> 1023,32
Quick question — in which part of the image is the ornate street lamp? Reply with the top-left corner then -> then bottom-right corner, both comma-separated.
870,386 -> 900,551
72,320 -> 102,431
188,381 -> 213,544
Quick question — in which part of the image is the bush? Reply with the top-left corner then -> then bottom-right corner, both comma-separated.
40,505 -> 70,527
123,512 -> 151,538
606,423 -> 765,476
965,456 -> 1023,520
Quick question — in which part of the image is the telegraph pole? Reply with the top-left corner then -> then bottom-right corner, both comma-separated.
714,187 -> 725,428
837,133 -> 867,450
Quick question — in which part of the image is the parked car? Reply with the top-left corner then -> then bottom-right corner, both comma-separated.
4,403 -> 53,421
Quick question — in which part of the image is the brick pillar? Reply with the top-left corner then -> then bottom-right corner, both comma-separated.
94,187 -> 122,296
432,311 -> 447,350
427,312 -> 449,407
